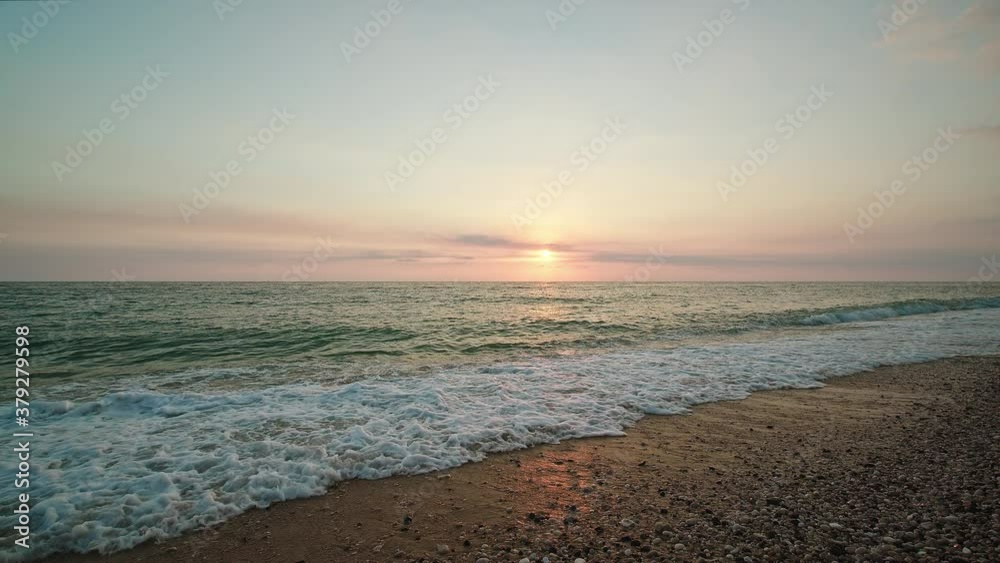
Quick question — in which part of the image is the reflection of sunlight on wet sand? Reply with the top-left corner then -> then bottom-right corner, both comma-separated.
508,450 -> 595,520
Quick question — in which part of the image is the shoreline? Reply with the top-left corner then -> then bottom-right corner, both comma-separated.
52,356 -> 1000,562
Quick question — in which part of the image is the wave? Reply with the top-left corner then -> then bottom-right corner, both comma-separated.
797,297 -> 1000,326
3,307 -> 999,560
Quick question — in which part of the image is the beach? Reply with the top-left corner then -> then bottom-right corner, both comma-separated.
57,356 -> 999,562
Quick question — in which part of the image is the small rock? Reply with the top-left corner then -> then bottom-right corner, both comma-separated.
436,544 -> 450,554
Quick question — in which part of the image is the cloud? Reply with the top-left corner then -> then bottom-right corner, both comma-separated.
977,37 -> 1000,70
587,251 -> 830,268
958,124 -> 1000,139
957,0 -> 1000,28
876,0 -> 1000,72
449,234 -> 574,253
585,248 -> 994,271
452,234 -> 523,247
320,249 -> 474,263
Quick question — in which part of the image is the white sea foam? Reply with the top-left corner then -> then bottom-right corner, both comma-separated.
3,308 -> 999,560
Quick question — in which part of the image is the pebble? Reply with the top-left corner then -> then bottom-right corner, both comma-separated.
381,360 -> 1000,562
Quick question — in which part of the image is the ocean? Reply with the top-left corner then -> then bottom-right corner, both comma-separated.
2,282 -> 999,559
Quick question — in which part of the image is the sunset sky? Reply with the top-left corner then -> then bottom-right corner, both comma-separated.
1,0 -> 997,281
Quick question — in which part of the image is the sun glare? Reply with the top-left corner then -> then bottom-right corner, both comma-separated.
540,249 -> 552,260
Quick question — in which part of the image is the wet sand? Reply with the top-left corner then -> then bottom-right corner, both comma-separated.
59,356 -> 999,562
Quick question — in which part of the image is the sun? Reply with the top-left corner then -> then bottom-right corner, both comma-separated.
539,249 -> 553,260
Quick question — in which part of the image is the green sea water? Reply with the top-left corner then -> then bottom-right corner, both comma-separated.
2,282 -> 999,390
1,282 -> 999,560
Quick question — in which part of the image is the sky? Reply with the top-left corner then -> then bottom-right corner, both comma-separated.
0,0 -> 997,281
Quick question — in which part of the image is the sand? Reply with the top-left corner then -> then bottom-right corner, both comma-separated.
55,356 -> 999,562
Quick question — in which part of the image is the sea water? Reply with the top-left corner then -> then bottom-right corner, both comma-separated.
0,282 -> 998,559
